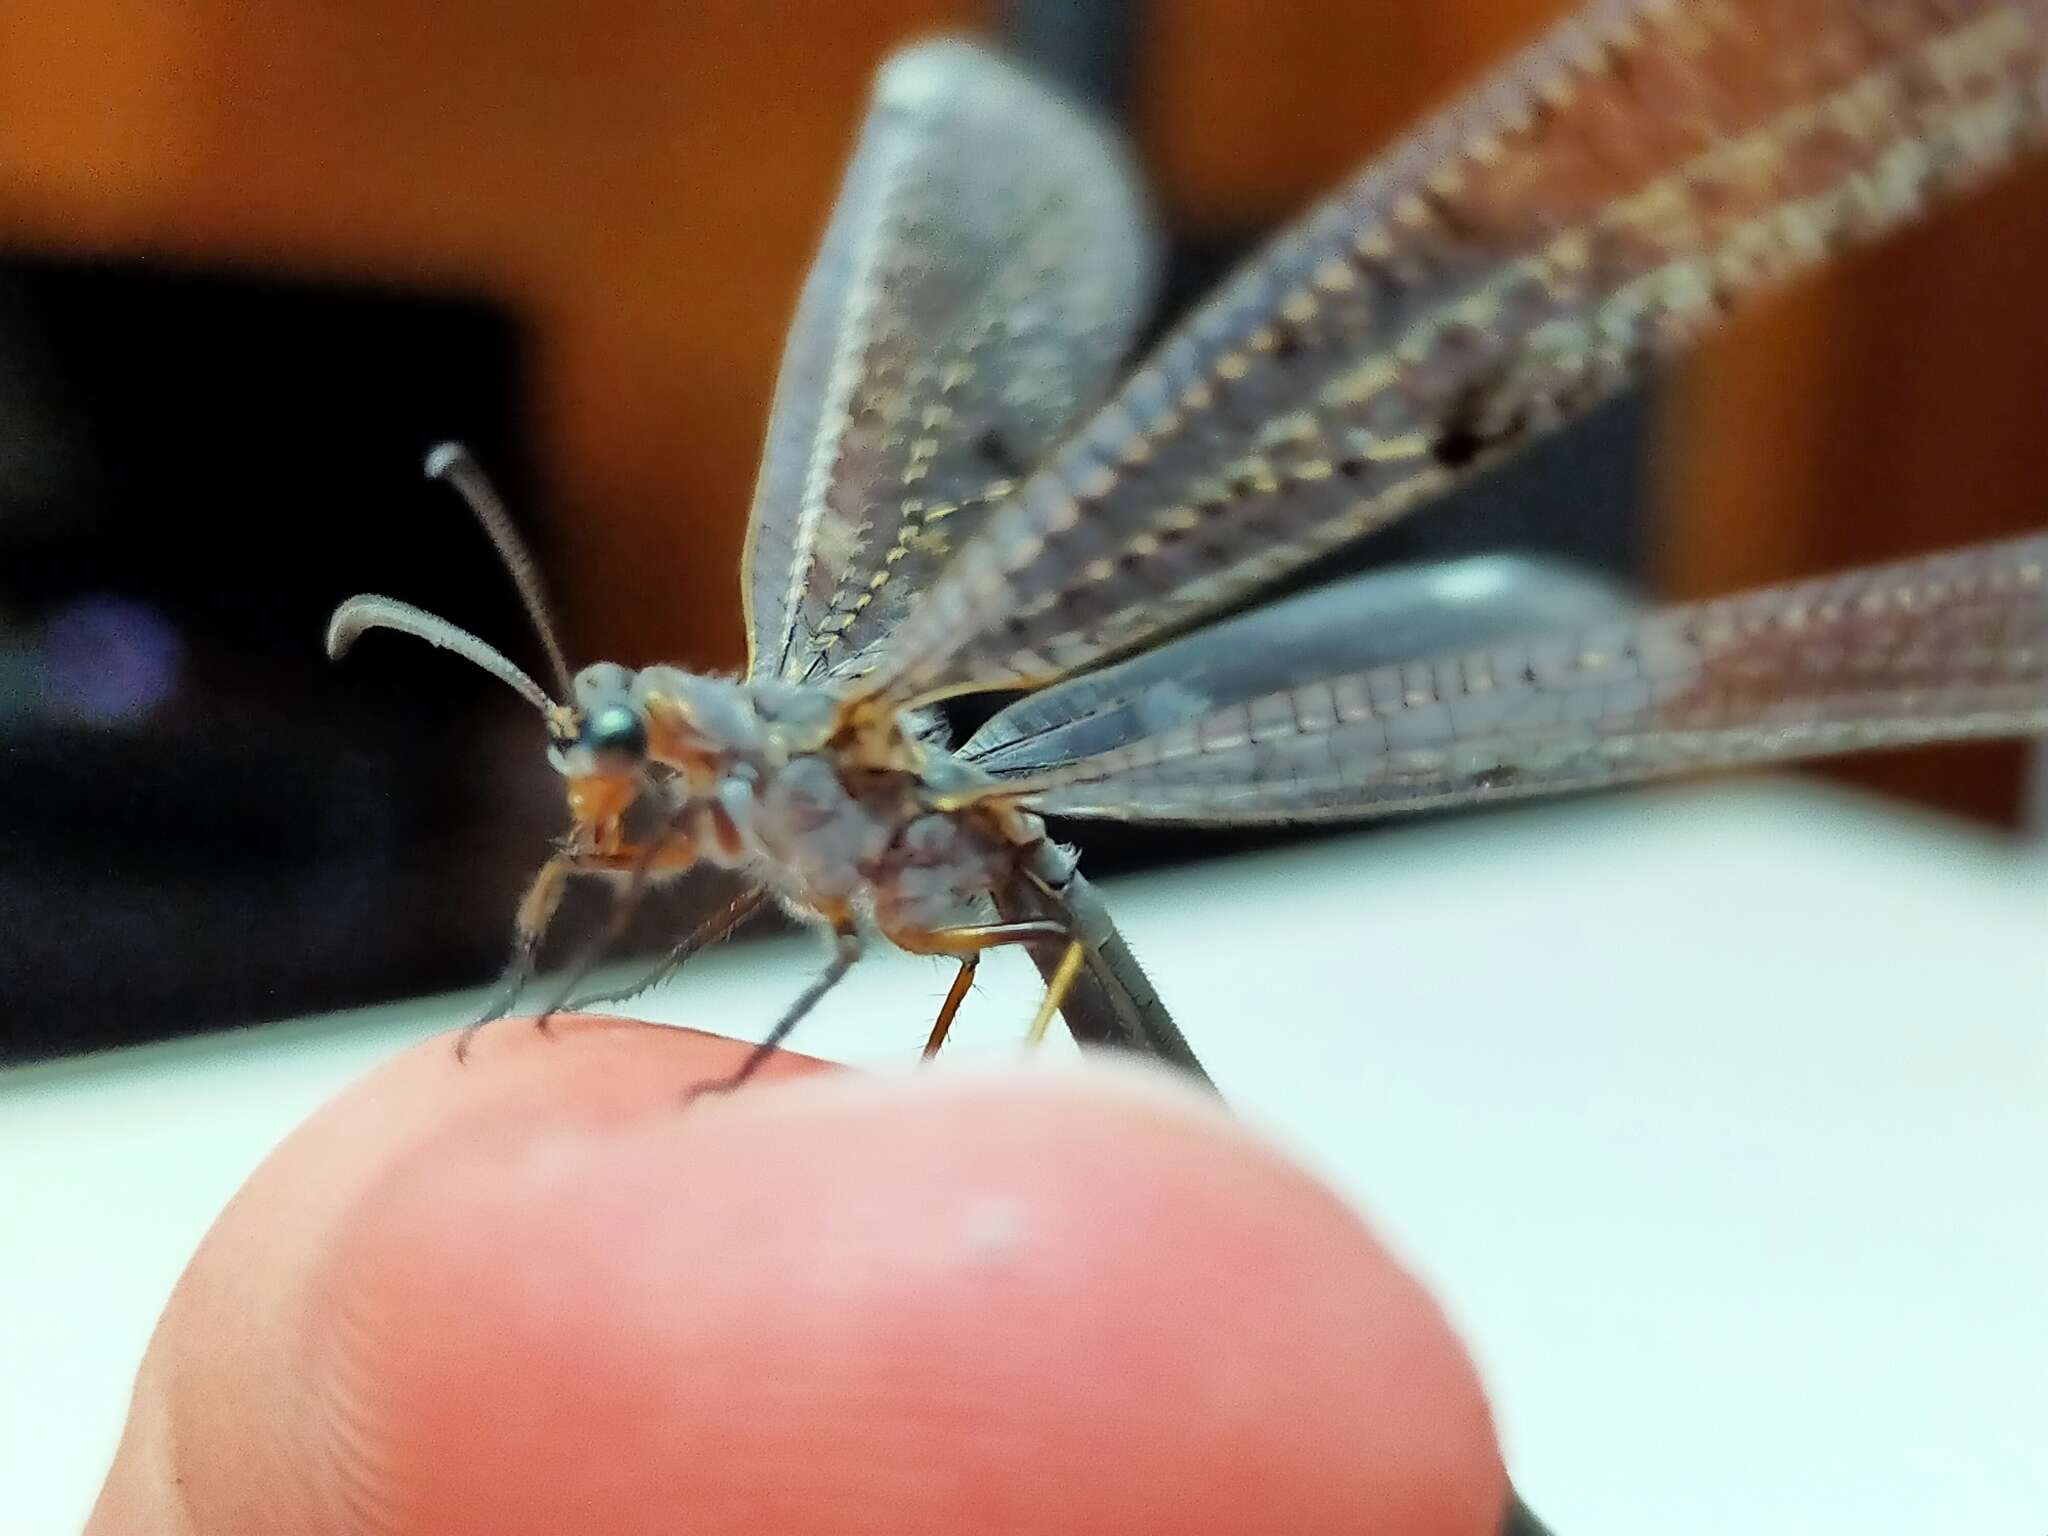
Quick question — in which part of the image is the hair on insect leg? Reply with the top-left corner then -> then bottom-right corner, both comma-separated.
921,956 -> 980,1059
455,850 -> 580,1062
567,885 -> 772,1011
681,926 -> 864,1107
528,818 -> 696,1031
877,914 -> 1073,1062
459,810 -> 691,1058
457,957 -> 530,1063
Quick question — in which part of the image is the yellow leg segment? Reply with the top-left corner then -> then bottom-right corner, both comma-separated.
1025,940 -> 1088,1049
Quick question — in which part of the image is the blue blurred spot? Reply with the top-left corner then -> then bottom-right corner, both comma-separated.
40,597 -> 184,725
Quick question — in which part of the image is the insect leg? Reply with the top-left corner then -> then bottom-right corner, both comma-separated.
922,957 -> 979,1059
889,919 -> 1070,956
994,867 -> 1215,1091
1023,939 -> 1088,1048
459,830 -> 703,1061
880,917 -> 1070,1059
526,821 -> 705,1028
683,926 -> 865,1104
567,885 -> 772,1011
459,851 -> 579,1061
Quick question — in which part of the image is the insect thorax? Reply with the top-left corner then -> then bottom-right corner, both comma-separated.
628,666 -> 1056,936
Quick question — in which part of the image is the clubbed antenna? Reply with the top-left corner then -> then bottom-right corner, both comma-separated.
424,442 -> 575,700
326,594 -> 557,712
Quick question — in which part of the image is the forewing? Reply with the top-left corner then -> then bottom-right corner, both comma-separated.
966,537 -> 2048,824
862,0 -> 2048,705
741,40 -> 1155,685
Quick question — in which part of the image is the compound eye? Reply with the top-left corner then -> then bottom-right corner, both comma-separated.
583,702 -> 647,765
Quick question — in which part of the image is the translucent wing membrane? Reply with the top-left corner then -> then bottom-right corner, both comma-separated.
964,554 -> 1634,774
861,0 -> 2048,706
965,536 -> 2048,824
742,40 -> 1156,685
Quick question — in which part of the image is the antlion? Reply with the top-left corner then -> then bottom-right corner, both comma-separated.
332,0 -> 2048,1095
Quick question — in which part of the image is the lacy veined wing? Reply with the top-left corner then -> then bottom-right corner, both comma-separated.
959,537 -> 2048,824
740,39 -> 1156,689
849,0 -> 2048,711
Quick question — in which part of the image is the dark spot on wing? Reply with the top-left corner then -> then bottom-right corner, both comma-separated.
974,427 -> 1026,478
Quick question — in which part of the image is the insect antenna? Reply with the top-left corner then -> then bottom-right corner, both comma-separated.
326,594 -> 558,712
326,445 -> 581,716
423,442 -> 577,701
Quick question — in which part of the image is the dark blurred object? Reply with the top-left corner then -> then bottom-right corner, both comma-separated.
0,258 -> 551,1060
1001,0 -> 1137,113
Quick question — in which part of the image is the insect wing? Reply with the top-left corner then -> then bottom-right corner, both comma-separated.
989,865 -> 1212,1082
741,40 -> 1156,686
964,554 -> 1634,775
861,0 -> 2048,706
965,536 -> 2048,824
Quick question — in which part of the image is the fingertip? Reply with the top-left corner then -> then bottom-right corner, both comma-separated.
326,1064 -> 1506,1535
89,1019 -> 831,1535
97,1034 -> 1504,1536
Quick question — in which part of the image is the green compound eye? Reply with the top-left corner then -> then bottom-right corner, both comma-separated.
583,703 -> 647,762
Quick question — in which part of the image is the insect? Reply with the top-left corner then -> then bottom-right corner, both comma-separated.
330,0 -> 2048,1094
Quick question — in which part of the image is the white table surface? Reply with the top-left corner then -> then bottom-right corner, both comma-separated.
3,780 -> 2044,1536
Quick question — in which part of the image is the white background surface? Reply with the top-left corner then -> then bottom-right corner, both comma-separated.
3,781 -> 2044,1535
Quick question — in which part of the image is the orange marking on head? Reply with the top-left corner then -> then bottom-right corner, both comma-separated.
567,773 -> 637,833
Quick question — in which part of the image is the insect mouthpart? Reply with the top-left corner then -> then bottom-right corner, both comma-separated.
563,761 -> 642,836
